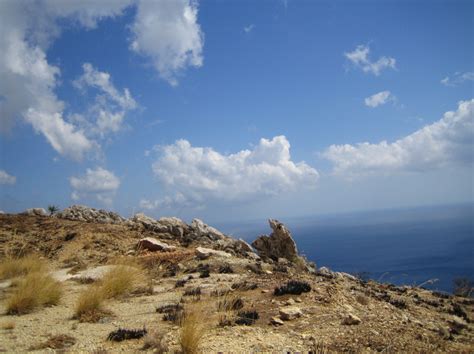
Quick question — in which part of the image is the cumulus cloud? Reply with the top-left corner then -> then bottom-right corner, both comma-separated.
150,136 -> 319,206
0,0 -> 131,160
0,0 -> 204,158
0,170 -> 16,185
364,90 -> 395,108
130,0 -> 204,86
345,44 -> 396,76
322,99 -> 474,176
72,63 -> 137,137
139,193 -> 197,211
70,167 -> 120,205
441,71 -> 474,87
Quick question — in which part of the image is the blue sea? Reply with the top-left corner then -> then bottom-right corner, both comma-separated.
216,204 -> 474,293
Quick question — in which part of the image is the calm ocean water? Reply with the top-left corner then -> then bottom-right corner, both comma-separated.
217,204 -> 474,293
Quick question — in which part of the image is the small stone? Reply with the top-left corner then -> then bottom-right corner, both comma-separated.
261,289 -> 269,294
342,313 -> 361,325
270,317 -> 284,326
285,298 -> 296,306
279,306 -> 303,321
295,297 -> 303,303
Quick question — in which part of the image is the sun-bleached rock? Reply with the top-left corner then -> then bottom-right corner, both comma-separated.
23,208 -> 48,216
195,247 -> 232,260
137,237 -> 176,252
279,306 -> 303,321
342,313 -> 362,325
55,205 -> 125,224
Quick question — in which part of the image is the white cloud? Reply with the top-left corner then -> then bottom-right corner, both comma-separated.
130,0 -> 204,86
0,170 -> 16,185
151,136 -> 319,205
345,44 -> 396,76
139,193 -> 195,211
70,167 -> 120,205
74,63 -> 136,110
364,90 -> 395,108
0,1 -> 133,160
441,71 -> 474,87
243,24 -> 255,33
322,99 -> 474,176
72,63 -> 137,137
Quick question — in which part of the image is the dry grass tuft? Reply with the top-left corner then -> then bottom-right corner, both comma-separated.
73,286 -> 109,322
179,305 -> 207,354
0,254 -> 47,280
6,272 -> 62,315
100,264 -> 148,299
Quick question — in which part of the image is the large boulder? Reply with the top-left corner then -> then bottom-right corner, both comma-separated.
55,205 -> 125,224
23,208 -> 48,216
251,219 -> 298,261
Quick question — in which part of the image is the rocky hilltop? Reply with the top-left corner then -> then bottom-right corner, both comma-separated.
0,205 -> 472,352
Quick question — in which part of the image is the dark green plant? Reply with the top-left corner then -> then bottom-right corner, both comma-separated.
47,205 -> 59,216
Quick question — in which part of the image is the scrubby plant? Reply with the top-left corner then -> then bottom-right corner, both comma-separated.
107,327 -> 147,342
47,205 -> 59,216
274,280 -> 311,296
218,264 -> 234,274
0,254 -> 47,280
6,272 -> 62,314
235,310 -> 259,326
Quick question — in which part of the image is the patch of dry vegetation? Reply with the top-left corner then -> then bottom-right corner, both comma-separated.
73,263 -> 149,322
142,330 -> 169,353
0,254 -> 47,280
73,285 -> 109,322
6,272 -> 62,315
29,334 -> 76,350
179,305 -> 207,354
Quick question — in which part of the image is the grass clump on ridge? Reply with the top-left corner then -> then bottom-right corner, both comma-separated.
6,272 -> 62,315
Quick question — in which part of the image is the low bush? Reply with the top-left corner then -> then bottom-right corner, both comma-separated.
274,280 -> 311,296
107,327 -> 147,342
235,310 -> 259,325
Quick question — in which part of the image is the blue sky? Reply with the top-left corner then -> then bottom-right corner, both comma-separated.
0,0 -> 473,223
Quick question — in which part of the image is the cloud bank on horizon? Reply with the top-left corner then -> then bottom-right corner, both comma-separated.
0,0 -> 472,218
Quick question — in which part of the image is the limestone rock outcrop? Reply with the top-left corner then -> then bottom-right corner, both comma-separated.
23,208 -> 48,216
55,205 -> 125,224
251,219 -> 298,261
